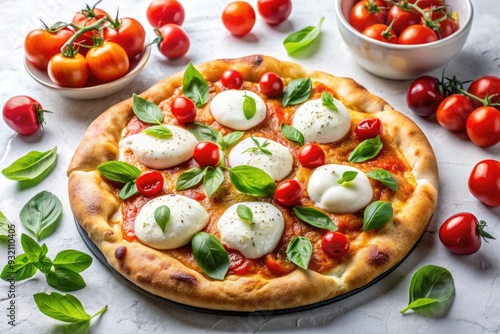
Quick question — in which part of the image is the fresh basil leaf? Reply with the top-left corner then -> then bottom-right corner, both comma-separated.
20,191 -> 63,240
37,255 -> 53,275
349,135 -> 383,162
132,93 -> 163,125
243,137 -> 272,155
119,181 -> 139,200
191,232 -> 229,280
283,17 -> 324,55
1,146 -> 57,181
366,169 -> 398,191
154,206 -> 170,232
187,122 -> 219,143
292,207 -> 337,231
237,205 -> 253,223
97,161 -> 141,183
204,167 -> 224,197
53,250 -> 93,273
229,165 -> 277,197
142,125 -> 173,139
222,131 -> 244,150
400,265 -> 455,317
65,320 -> 91,334
280,123 -> 304,146
321,92 -> 337,111
282,78 -> 312,107
1,253 -> 37,281
243,93 -> 256,120
46,268 -> 86,292
33,292 -> 91,323
176,167 -> 205,191
183,62 -> 209,108
21,233 -> 43,263
0,211 -> 11,242
337,171 -> 358,185
286,236 -> 312,270
363,201 -> 393,232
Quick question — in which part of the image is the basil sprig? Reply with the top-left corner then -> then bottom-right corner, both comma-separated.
176,167 -> 205,191
229,165 -> 277,197
243,93 -> 256,120
34,292 -> 107,333
400,265 -> 455,317
321,92 -> 337,111
281,123 -> 304,146
283,17 -> 324,55
154,206 -> 170,232
242,136 -> 272,155
20,191 -> 62,241
97,161 -> 142,200
187,122 -> 244,151
337,171 -> 358,185
2,146 -> 57,181
292,207 -> 337,231
348,135 -> 383,163
183,62 -> 209,108
192,232 -> 229,280
366,169 -> 398,191
132,94 -> 172,139
282,78 -> 312,107
237,205 -> 253,223
286,236 -> 312,270
363,201 -> 393,232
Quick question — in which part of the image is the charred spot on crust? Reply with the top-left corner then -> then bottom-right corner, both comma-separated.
369,248 -> 389,266
252,55 -> 263,66
115,246 -> 127,259
171,273 -> 197,285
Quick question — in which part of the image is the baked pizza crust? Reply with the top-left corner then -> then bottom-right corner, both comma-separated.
68,55 -> 438,312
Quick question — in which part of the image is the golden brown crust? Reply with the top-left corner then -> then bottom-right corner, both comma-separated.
68,55 -> 438,312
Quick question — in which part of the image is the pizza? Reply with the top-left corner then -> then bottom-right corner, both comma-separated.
67,55 -> 438,312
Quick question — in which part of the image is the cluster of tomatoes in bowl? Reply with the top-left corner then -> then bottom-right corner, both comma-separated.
349,0 -> 458,44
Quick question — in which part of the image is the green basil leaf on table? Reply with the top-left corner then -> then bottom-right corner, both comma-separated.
348,135 -> 383,162
187,122 -> 219,143
283,17 -> 324,55
132,93 -> 163,125
176,167 -> 205,191
97,161 -> 141,183
282,78 -> 312,107
1,146 -> 57,181
142,125 -> 173,139
237,205 -> 253,223
337,171 -> 358,185
37,255 -> 53,275
0,253 -> 37,281
65,320 -> 91,334
119,181 -> 139,200
366,169 -> 398,191
53,250 -> 93,273
292,207 -> 337,231
243,93 -> 257,120
191,232 -> 229,280
400,264 -> 455,317
21,233 -> 43,263
183,62 -> 209,108
203,167 -> 224,198
363,201 -> 393,232
321,92 -> 337,111
286,236 -> 312,270
0,211 -> 10,242
33,292 -> 107,323
20,191 -> 63,240
46,268 -> 86,292
228,165 -> 277,197
280,123 -> 304,146
154,206 -> 170,233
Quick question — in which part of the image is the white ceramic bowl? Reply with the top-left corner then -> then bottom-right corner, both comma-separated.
24,42 -> 151,99
335,0 -> 473,80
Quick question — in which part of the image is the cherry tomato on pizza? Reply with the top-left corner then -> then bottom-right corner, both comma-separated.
193,142 -> 220,167
355,118 -> 383,140
468,159 -> 500,207
259,72 -> 283,97
398,25 -> 438,45
465,106 -> 500,147
265,253 -> 295,276
153,24 -> 190,59
439,212 -> 495,255
24,27 -> 74,71
298,144 -> 326,168
170,97 -> 197,124
362,24 -> 398,44
2,96 -> 49,135
467,75 -> 500,109
146,0 -> 185,27
349,0 -> 387,33
406,75 -> 445,117
322,231 -> 350,258
436,94 -> 474,132
136,171 -> 164,196
221,1 -> 256,36
220,69 -> 243,90
275,179 -> 303,206
102,17 -> 146,58
257,0 -> 292,25
48,53 -> 89,88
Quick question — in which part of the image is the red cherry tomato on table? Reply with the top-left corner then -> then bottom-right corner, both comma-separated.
298,144 -> 326,168
468,159 -> 500,207
399,25 -> 438,45
362,24 -> 398,44
259,72 -> 283,98
222,1 -> 256,37
467,76 -> 500,109
465,106 -> 500,147
322,231 -> 350,258
220,69 -> 243,90
193,142 -> 220,167
355,118 -> 383,140
275,179 -> 303,206
170,97 -> 197,124
406,75 -> 444,117
257,0 -> 292,25
349,0 -> 387,33
439,212 -> 495,255
102,17 -> 146,58
86,41 -> 129,82
154,24 -> 190,59
436,94 -> 474,132
146,0 -> 185,27
24,27 -> 74,71
386,5 -> 421,36
136,171 -> 164,196
2,96 -> 49,135
48,53 -> 89,88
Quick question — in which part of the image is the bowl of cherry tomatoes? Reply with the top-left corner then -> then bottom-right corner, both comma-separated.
335,0 -> 473,80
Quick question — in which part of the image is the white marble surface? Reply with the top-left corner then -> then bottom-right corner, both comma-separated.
0,0 -> 499,333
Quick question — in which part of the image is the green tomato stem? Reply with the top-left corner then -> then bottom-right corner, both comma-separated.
61,17 -> 108,57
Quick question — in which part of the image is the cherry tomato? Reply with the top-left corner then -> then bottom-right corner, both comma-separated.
170,97 -> 197,123
386,5 -> 421,35
136,170 -> 164,196
24,27 -> 74,71
2,96 -> 48,135
349,0 -> 387,33
154,24 -> 190,59
408,0 -> 445,9
102,18 -> 146,58
265,253 -> 295,276
86,41 -> 129,82
355,118 -> 383,140
220,69 -> 243,89
437,17 -> 458,39
468,159 -> 500,207
362,24 -> 398,44
72,6 -> 109,28
467,75 -> 500,109
146,0 -> 185,27
48,53 -> 89,88
259,72 -> 283,98
222,1 -> 256,37
298,144 -> 326,168
399,24 -> 438,45
406,75 -> 444,117
322,231 -> 350,258
275,179 -> 303,206
439,212 -> 494,255
465,106 -> 500,147
257,0 -> 292,25
228,252 -> 253,275
193,142 -> 220,167
436,94 -> 474,132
